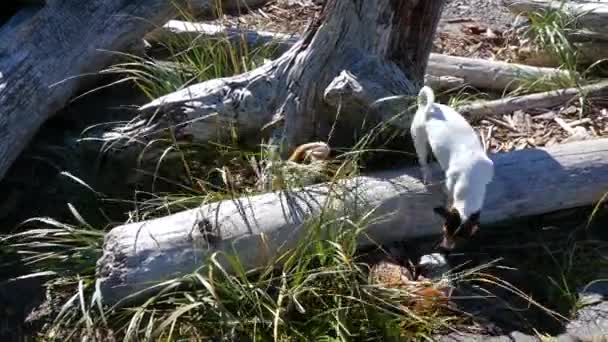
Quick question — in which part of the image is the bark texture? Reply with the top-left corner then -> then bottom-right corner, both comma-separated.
0,0 -> 271,182
504,0 -> 608,65
145,21 -> 573,92
105,0 -> 446,159
97,138 -> 608,304
458,80 -> 608,119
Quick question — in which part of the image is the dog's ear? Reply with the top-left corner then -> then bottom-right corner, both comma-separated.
433,206 -> 450,218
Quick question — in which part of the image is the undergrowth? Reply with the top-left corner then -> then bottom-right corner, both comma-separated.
100,4 -> 279,101
27,210 -> 468,341
2,1 -> 608,341
508,0 -> 607,95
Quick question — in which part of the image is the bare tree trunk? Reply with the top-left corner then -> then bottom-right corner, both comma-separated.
0,0 -> 271,183
106,0 -> 446,158
97,138 -> 608,305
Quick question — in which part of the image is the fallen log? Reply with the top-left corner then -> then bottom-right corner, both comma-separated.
97,138 -> 608,304
457,80 -> 608,120
425,75 -> 466,92
144,19 -> 299,52
517,42 -> 608,67
0,0 -> 272,182
145,21 -> 573,92
503,0 -> 608,66
426,54 -> 576,92
504,0 -> 608,65
503,0 -> 608,35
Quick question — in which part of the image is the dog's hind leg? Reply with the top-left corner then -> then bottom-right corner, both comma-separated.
411,127 -> 432,184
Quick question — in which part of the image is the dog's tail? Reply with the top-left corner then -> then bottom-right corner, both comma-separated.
417,86 -> 435,117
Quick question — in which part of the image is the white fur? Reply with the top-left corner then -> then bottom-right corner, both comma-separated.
410,86 -> 494,222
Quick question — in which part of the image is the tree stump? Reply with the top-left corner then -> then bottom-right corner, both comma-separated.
106,0 -> 446,158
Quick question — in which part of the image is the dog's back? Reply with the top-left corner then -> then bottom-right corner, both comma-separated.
414,87 -> 488,175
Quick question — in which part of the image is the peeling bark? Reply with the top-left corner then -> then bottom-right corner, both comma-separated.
105,0 -> 446,159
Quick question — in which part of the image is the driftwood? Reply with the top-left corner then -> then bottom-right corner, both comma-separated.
504,0 -> 608,65
458,80 -> 608,119
503,0 -> 608,35
426,54 -> 576,92
0,0 -> 272,182
145,20 -> 573,92
97,138 -> 608,304
144,20 -> 300,53
104,0 -> 445,162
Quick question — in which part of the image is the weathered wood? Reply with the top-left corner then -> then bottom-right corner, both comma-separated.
97,138 -> 608,304
426,54 -> 577,92
517,42 -> 608,67
0,6 -> 40,37
503,0 -> 608,35
504,0 -> 608,66
0,0 -> 273,182
457,80 -> 608,119
425,75 -> 466,92
105,0 -> 445,161
144,19 -> 299,52
145,21 -> 573,92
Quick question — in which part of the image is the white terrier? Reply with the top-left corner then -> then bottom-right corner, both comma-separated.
410,86 -> 494,251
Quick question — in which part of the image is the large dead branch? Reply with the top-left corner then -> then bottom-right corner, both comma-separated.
457,80 -> 608,119
145,20 -> 573,92
504,0 -> 608,65
503,0 -> 608,35
0,0 -> 271,182
97,139 -> 608,304
426,54 -> 575,92
104,0 -> 445,162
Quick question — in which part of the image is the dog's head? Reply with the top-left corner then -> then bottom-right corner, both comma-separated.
433,206 -> 480,251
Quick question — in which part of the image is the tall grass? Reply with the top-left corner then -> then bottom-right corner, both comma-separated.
100,4 -> 279,101
27,206 -> 472,341
510,1 -> 607,95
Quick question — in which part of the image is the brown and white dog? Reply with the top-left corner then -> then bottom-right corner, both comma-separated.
410,86 -> 494,252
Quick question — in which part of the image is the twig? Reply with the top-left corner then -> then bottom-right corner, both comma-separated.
483,117 -> 519,132
484,126 -> 494,152
569,118 -> 591,127
554,117 -> 576,135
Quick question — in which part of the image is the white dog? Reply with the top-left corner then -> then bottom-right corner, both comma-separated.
410,86 -> 494,251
